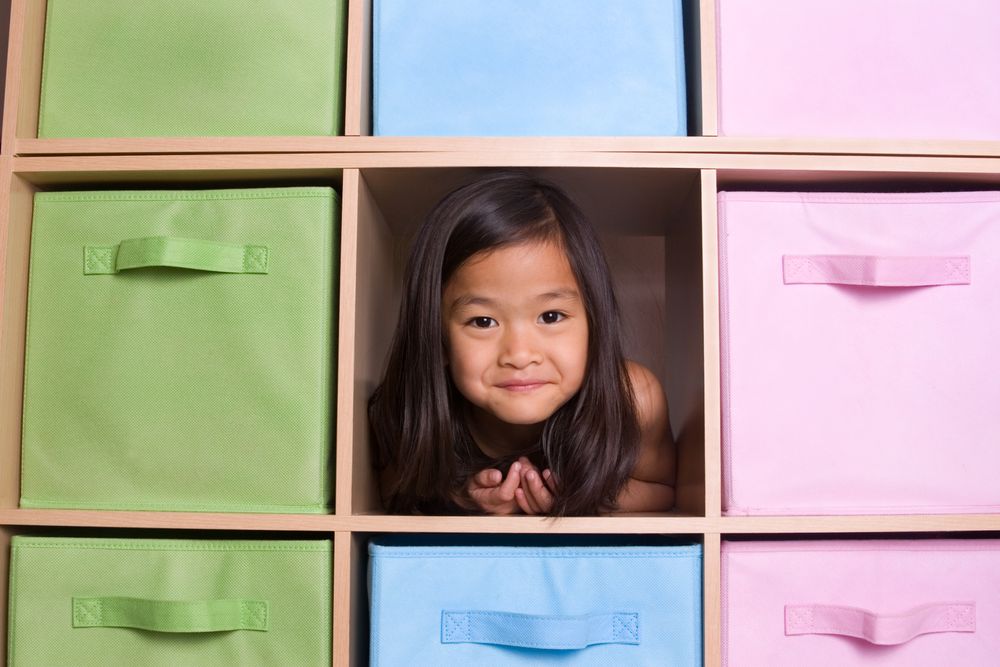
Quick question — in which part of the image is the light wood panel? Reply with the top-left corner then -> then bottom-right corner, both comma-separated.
702,532 -> 722,667
0,171 -> 32,510
335,170 -> 362,516
0,508 -> 997,536
344,0 -> 372,137
701,170 -> 722,517
1,0 -> 44,152
14,150 -> 1000,176
697,0 -> 718,136
0,509 -> 348,531
14,135 -> 1000,158
0,155 -> 10,327
333,531 -> 354,667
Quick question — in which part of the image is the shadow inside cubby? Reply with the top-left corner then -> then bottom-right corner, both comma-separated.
0,169 -> 344,513
348,167 -> 706,517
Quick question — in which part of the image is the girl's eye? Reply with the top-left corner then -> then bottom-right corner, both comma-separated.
539,311 -> 566,324
469,316 -> 498,329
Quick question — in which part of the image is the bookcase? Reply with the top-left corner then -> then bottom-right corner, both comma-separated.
3,1 -> 1000,665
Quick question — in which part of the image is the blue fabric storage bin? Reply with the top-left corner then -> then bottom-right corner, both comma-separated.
373,0 -> 687,136
369,536 -> 702,666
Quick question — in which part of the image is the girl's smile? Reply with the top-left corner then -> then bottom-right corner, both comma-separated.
442,240 -> 589,444
496,379 -> 549,392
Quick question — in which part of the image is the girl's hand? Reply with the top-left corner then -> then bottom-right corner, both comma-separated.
514,457 -> 557,515
464,461 -> 524,515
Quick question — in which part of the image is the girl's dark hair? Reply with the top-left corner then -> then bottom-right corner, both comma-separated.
368,171 -> 640,516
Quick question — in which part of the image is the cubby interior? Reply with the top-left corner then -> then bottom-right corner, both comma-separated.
345,167 -> 706,517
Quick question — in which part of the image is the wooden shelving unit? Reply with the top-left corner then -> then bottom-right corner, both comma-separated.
4,1 -> 1000,665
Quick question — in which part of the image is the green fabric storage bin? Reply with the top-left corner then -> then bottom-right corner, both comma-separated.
7,536 -> 332,666
38,0 -> 346,138
20,187 -> 337,513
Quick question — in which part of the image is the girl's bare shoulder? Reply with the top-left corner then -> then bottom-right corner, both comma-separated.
625,360 -> 668,426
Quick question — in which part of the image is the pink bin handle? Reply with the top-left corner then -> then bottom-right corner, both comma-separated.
785,603 -> 976,645
782,255 -> 971,287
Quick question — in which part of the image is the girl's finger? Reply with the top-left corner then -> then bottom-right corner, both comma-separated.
524,469 -> 553,511
472,468 -> 502,488
497,462 -> 521,501
514,488 -> 536,515
472,487 -> 513,515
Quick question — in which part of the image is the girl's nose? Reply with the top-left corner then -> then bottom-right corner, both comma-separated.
498,325 -> 543,368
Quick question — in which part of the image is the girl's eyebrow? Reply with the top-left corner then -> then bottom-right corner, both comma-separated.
450,289 -> 580,310
450,294 -> 497,310
536,289 -> 580,302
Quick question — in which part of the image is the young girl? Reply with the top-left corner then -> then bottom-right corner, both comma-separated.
368,171 -> 676,516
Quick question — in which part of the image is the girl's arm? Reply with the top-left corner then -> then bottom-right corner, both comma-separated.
614,361 -> 676,512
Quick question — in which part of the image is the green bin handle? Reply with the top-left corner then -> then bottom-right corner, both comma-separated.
72,597 -> 268,633
84,236 -> 268,274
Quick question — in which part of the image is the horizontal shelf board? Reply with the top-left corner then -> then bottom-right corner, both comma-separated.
719,514 -> 1000,534
349,513 -> 711,534
0,509 -> 348,532
11,152 -> 1000,181
14,136 -> 1000,158
1,510 -> 999,535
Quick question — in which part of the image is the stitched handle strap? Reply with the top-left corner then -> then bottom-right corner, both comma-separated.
73,597 -> 269,633
782,255 -> 970,287
441,610 -> 639,650
785,603 -> 975,645
84,236 -> 269,274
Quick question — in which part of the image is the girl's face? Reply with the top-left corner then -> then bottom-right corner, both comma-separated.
442,240 -> 589,439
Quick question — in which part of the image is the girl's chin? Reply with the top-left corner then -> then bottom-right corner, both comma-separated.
492,411 -> 555,427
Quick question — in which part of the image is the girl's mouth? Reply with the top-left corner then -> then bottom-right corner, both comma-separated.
497,381 -> 548,392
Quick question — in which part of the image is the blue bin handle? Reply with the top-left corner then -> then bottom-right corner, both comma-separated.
441,610 -> 640,650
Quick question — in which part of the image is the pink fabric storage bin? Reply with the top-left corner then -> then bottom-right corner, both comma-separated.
722,539 -> 1000,666
715,0 -> 1000,141
720,191 -> 1000,515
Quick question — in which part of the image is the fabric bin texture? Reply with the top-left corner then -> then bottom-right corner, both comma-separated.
373,0 -> 687,136
720,190 -> 1000,515
722,539 -> 1000,666
7,536 -> 331,667
715,0 -> 1000,141
20,187 -> 338,513
38,0 -> 346,138
368,536 -> 702,666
